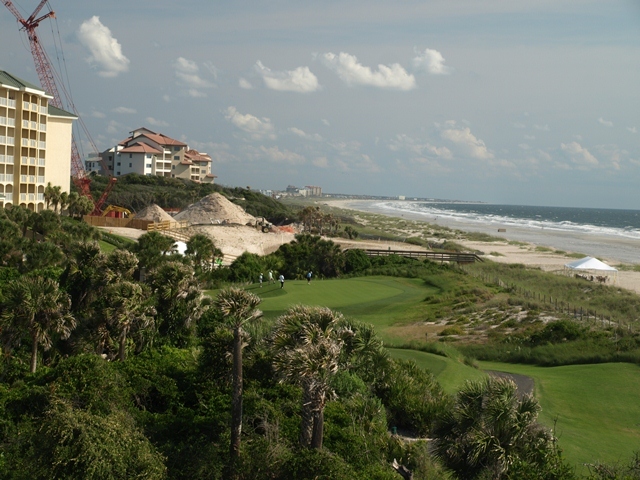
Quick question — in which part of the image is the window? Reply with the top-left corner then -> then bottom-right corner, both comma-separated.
129,163 -> 132,167
174,156 -> 179,160
173,146 -> 180,151
116,171 -> 120,175
117,162 -> 121,166
172,165 -> 176,170
146,154 -> 151,158
129,154 -> 132,158
146,163 -> 152,168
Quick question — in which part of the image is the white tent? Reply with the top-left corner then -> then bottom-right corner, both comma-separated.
564,256 -> 617,283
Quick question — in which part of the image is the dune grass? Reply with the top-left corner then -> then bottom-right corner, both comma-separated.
479,361 -> 640,472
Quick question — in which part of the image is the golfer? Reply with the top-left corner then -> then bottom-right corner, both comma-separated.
279,274 -> 285,289
259,273 -> 263,287
268,270 -> 274,284
306,271 -> 312,284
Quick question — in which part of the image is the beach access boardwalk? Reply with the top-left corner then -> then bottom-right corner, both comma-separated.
353,248 -> 484,264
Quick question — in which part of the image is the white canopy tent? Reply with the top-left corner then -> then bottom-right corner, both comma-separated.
564,256 -> 618,284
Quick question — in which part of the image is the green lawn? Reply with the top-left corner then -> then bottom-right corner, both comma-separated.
209,276 -> 438,343
479,361 -> 640,472
99,240 -> 117,253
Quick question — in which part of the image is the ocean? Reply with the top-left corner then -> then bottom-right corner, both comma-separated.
345,201 -> 640,265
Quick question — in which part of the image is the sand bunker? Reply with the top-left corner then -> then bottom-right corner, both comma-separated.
135,204 -> 174,222
174,193 -> 256,225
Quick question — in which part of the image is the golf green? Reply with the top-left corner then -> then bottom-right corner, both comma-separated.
234,276 -> 438,342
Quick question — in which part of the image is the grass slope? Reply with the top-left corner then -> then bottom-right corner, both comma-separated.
388,348 -> 486,394
479,361 -> 640,471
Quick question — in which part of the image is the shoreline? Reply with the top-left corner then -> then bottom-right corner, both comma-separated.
324,199 -> 640,295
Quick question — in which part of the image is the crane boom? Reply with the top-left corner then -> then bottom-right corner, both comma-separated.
3,0 -> 116,214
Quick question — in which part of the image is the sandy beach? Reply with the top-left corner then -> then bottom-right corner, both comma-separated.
324,199 -> 640,295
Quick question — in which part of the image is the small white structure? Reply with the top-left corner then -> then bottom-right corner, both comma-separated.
564,256 -> 618,284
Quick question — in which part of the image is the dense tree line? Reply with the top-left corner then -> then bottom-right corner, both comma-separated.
85,174 -> 296,224
0,205 -> 632,479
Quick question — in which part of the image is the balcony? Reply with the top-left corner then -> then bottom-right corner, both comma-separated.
38,158 -> 45,166
0,98 -> 6,106
4,193 -> 12,201
22,120 -> 29,128
37,176 -> 44,183
39,123 -> 46,132
38,141 -> 46,149
37,193 -> 44,201
20,175 -> 27,182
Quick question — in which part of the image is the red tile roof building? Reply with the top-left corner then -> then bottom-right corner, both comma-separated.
87,127 -> 216,184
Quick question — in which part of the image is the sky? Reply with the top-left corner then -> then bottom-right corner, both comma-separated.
2,0 -> 640,209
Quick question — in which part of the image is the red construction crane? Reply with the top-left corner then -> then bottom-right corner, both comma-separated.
3,0 -> 116,215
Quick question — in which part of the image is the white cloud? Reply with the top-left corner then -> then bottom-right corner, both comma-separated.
321,119 -> 330,127
598,117 -> 614,127
388,134 -> 452,158
238,78 -> 253,89
519,143 -> 531,150
313,157 -> 329,168
91,111 -> 106,118
248,146 -> 305,164
254,61 -> 320,93
534,124 -> 550,131
560,141 -> 598,167
322,52 -> 416,90
225,107 -> 276,140
411,48 -> 452,75
513,122 -> 526,129
627,126 -> 637,134
288,127 -> 322,141
106,120 -> 122,135
146,117 -> 169,127
174,57 -> 216,97
524,134 -> 536,140
77,16 -> 129,78
440,126 -> 493,160
112,106 -> 136,114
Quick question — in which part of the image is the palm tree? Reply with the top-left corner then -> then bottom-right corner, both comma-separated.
44,182 -> 55,210
271,305 -> 347,449
185,233 -> 221,273
1,276 -> 76,373
433,377 -> 557,479
101,281 -> 155,361
50,185 -> 62,213
214,287 -> 262,460
147,261 -> 207,343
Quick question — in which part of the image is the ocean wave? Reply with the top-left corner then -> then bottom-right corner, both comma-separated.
372,201 -> 640,240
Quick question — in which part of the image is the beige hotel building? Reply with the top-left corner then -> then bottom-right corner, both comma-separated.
0,70 -> 75,211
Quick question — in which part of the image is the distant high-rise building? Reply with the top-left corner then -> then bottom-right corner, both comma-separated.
305,185 -> 322,197
0,70 -> 76,211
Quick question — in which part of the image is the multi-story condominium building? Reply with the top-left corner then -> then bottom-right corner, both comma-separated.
0,70 -> 75,211
87,127 -> 216,184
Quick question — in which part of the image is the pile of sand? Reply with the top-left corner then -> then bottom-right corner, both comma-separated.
175,193 -> 256,225
135,204 -> 174,222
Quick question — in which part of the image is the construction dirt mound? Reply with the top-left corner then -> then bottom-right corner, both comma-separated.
135,204 -> 174,222
175,193 -> 256,225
